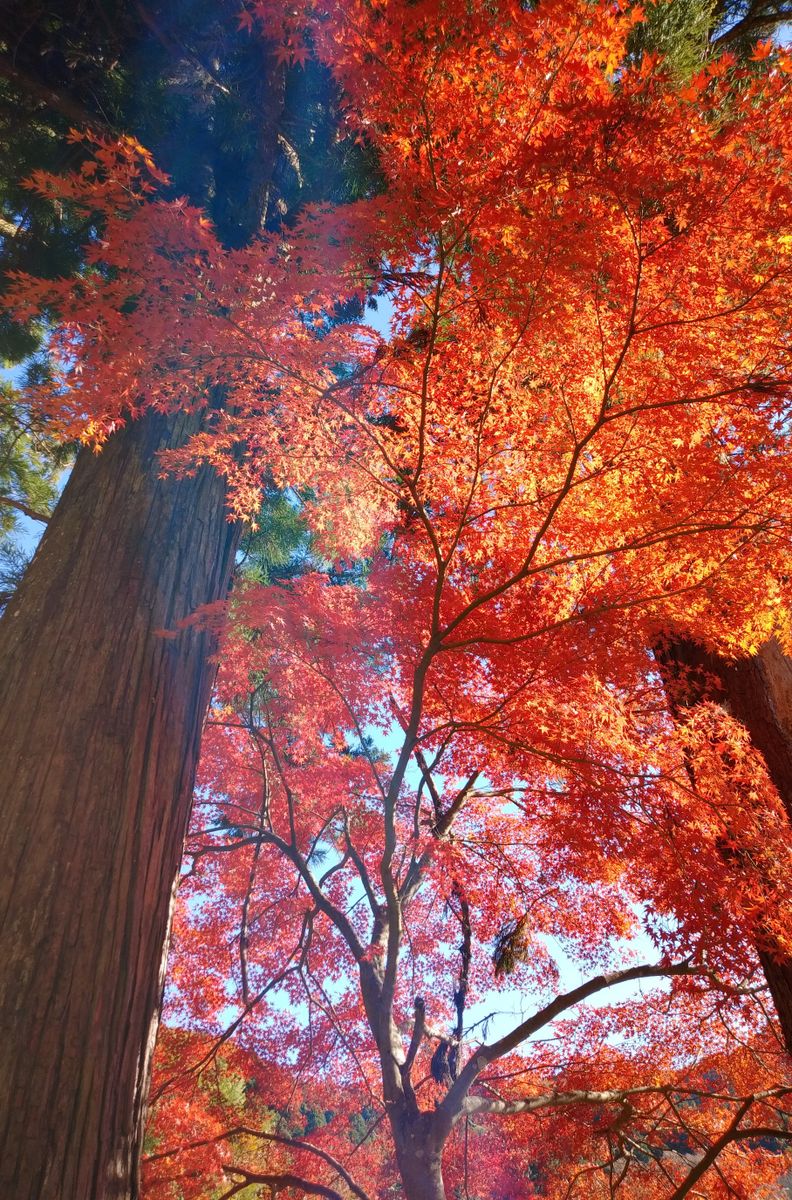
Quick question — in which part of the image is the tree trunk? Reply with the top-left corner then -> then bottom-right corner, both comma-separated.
657,637 -> 792,823
390,1112 -> 447,1200
0,410 -> 240,1199
656,635 -> 792,1055
759,950 -> 792,1055
0,12 -> 286,1190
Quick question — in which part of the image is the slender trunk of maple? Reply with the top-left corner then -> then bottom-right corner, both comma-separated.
0,410 -> 239,1199
390,1110 -> 447,1200
656,635 -> 792,1055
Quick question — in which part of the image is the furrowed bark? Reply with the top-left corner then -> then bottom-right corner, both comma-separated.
656,635 -> 792,1055
0,17 -> 286,1195
0,410 -> 239,1198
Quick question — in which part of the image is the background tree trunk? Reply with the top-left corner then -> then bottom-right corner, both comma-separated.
656,635 -> 792,1055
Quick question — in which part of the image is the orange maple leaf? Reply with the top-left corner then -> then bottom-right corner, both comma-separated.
751,39 -> 774,60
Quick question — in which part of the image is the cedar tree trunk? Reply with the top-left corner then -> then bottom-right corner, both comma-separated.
656,635 -> 792,1055
0,410 -> 239,1198
0,26 -> 286,1192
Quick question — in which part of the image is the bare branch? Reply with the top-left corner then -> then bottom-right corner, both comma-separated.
0,54 -> 113,132
149,910 -> 314,1101
404,997 -> 427,1074
712,7 -> 792,47
465,1084 -> 662,1117
147,1124 -> 373,1200
433,772 -> 480,839
450,882 -> 472,1081
343,817 -> 380,919
401,995 -> 426,1105
220,1166 -> 345,1200
435,962 -> 702,1136
666,1103 -> 791,1200
239,728 -> 270,1006
0,494 -> 51,524
413,746 -> 443,821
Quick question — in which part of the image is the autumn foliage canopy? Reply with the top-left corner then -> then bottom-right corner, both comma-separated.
10,0 -> 792,1196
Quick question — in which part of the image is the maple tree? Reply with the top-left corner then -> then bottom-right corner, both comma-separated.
5,0 -> 792,1197
140,556 -> 792,1198
143,1021 -> 792,1198
127,4 -> 792,1196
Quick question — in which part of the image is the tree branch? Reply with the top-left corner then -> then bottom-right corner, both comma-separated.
450,882 -> 472,1081
220,1167 -> 345,1200
238,732 -> 270,1007
435,961 -> 701,1136
465,1084 -> 662,1118
401,995 -> 426,1106
413,745 -> 444,821
433,771 -> 480,839
712,8 -> 792,47
0,494 -> 51,524
0,54 -> 112,133
147,1125 -> 373,1200
404,996 -> 426,1072
666,1102 -> 787,1200
149,910 -> 314,1101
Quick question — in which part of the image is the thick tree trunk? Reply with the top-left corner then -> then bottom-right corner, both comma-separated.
657,637 -> 792,823
0,12 -> 286,1190
656,635 -> 792,1055
391,1112 -> 447,1200
0,409 -> 240,1199
760,950 -> 792,1055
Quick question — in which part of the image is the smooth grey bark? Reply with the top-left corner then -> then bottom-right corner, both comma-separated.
391,1114 -> 446,1200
